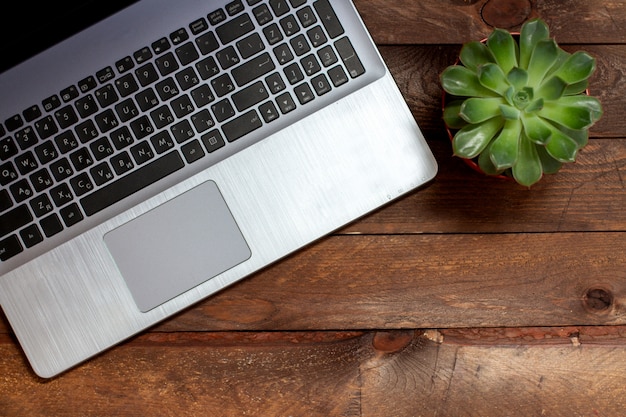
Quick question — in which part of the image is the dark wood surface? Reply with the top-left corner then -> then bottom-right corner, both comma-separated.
2,1 -> 626,415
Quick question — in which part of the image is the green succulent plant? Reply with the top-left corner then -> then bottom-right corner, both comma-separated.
441,18 -> 603,187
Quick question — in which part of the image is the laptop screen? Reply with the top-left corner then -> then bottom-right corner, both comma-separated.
0,0 -> 137,73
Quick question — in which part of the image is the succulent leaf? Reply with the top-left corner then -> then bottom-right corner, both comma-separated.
526,39 -> 559,86
460,41 -> 495,71
460,97 -> 505,123
545,127 -> 579,162
453,117 -> 504,159
490,119 -> 521,169
552,51 -> 596,84
441,66 -> 500,97
499,104 -> 520,120
555,124 -> 589,148
512,134 -> 543,186
521,114 -> 552,145
443,100 -> 467,129
441,18 -> 601,186
536,76 -> 567,100
507,67 -> 528,89
537,145 -> 563,174
486,29 -> 518,74
539,95 -> 603,130
519,18 -> 550,69
478,141 -> 504,175
564,80 -> 589,96
477,63 -> 511,95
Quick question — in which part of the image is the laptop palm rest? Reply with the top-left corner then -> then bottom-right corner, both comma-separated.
104,180 -> 251,312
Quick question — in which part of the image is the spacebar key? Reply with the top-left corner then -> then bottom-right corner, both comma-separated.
80,151 -> 185,216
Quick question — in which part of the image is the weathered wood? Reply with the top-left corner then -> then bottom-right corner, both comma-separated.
3,328 -> 626,416
354,0 -> 626,45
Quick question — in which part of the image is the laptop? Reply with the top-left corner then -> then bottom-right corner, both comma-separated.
0,0 -> 437,378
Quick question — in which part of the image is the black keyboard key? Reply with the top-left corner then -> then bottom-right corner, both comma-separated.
14,152 -> 38,175
55,131 -> 79,154
75,94 -> 99,118
170,28 -> 189,45
297,6 -> 317,27
77,76 -> 97,93
155,52 -> 179,76
50,158 -> 74,181
30,194 -> 53,217
216,13 -> 254,45
279,15 -> 300,36
133,47 -> 153,64
60,85 -> 79,102
75,120 -> 99,144
175,67 -> 200,91
135,88 -> 160,111
259,101 -> 280,122
269,0 -> 290,17
90,162 -> 115,186
0,161 -> 18,185
40,213 -> 63,237
115,98 -> 139,122
196,32 -> 220,55
328,65 -> 348,86
23,105 -> 42,122
191,109 -> 216,132
20,224 -> 43,248
115,56 -> 135,73
276,92 -> 296,114
0,235 -> 22,261
115,73 -> 139,97
60,203 -> 84,227
10,179 -> 33,203
42,95 -> 61,112
312,73 -> 332,96
294,83 -> 314,104
55,106 -> 78,129
111,151 -> 134,175
232,81 -> 269,111
130,116 -> 154,140
0,204 -> 32,237
237,33 -> 265,59
189,18 -> 208,35
80,150 -> 184,216
155,78 -> 180,101
0,189 -> 11,211
226,0 -> 244,16
34,140 -> 58,164
95,84 -> 119,107
34,115 -> 59,140
222,109 -> 262,142
30,168 -> 54,192
135,62 -> 159,87
181,139 -> 205,163
335,37 -> 365,78
14,127 -> 38,151
96,67 -> 116,84
314,0 -> 344,38
263,23 -> 283,45
94,109 -> 120,133
130,140 -> 155,165
208,9 -> 227,25
201,130 -> 225,153
252,4 -> 272,25
5,115 -> 23,132
211,99 -> 235,123
191,84 -> 215,107
232,52 -> 276,87
0,137 -> 18,160
50,183 -> 74,207
70,172 -> 94,196
196,56 -> 220,80
216,46 -> 241,70
171,120 -> 195,143
150,131 -> 175,154
175,42 -> 199,66
90,137 -> 115,161
151,37 -> 171,54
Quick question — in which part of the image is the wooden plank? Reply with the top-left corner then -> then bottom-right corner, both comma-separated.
150,232 -> 626,331
345,138 -> 626,234
378,45 -> 626,138
354,0 -> 626,45
3,232 -> 625,334
3,328 -> 626,416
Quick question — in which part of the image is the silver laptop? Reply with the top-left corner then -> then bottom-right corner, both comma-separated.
0,0 -> 437,377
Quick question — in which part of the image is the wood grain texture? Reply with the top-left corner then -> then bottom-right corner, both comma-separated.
3,0 -> 626,415
353,0 -> 626,45
3,328 -> 626,416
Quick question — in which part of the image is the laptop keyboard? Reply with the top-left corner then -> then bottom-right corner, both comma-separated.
0,0 -> 370,262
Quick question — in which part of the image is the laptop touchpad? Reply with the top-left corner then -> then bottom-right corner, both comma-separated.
104,180 -> 251,312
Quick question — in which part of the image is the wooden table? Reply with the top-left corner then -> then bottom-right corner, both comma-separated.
2,1 -> 626,415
